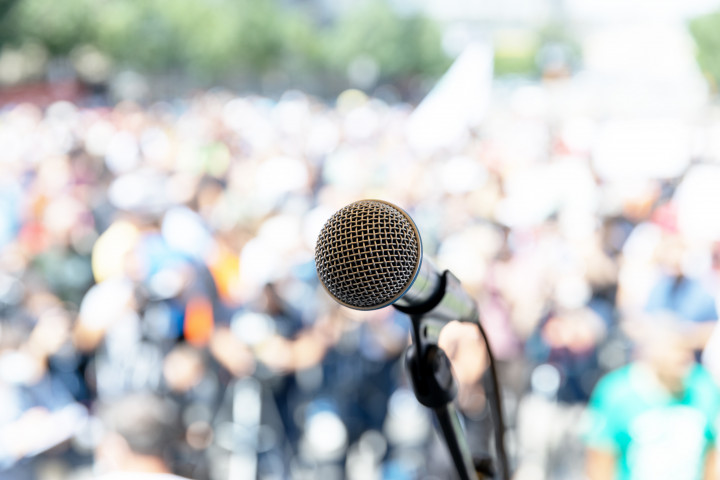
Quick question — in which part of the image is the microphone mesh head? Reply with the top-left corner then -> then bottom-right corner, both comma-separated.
315,200 -> 422,310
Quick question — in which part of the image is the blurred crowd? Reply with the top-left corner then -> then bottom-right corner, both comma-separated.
1,86 -> 720,480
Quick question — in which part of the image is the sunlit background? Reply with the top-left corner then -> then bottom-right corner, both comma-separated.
3,0 -> 720,479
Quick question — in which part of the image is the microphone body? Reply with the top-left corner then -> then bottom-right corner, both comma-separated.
314,199 -> 478,328
315,199 -> 509,480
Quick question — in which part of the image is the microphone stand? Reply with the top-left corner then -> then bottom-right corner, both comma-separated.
405,316 -> 483,480
396,272 -> 506,480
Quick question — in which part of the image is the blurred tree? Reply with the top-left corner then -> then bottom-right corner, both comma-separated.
493,30 -> 540,77
0,0 -> 19,51
493,23 -> 580,78
324,0 -> 450,84
0,0 -> 450,96
0,0 -> 95,55
689,10 -> 720,91
0,0 -> 19,25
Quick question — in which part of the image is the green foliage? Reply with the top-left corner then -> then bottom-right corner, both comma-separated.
0,0 -> 20,28
689,10 -> 720,89
1,0 -> 95,54
324,0 -> 450,80
494,46 -> 539,77
492,23 -> 581,78
85,0 -> 290,74
0,0 -> 450,91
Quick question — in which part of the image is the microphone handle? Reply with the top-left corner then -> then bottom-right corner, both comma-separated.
395,269 -> 479,345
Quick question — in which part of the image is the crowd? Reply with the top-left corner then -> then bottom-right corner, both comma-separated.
1,85 -> 720,480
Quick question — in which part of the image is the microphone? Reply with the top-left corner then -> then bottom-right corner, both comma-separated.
314,199 -> 478,327
315,199 -> 511,480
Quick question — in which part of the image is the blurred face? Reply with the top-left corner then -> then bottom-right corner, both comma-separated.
541,312 -> 602,354
655,235 -> 685,277
643,330 -> 695,393
163,346 -> 204,393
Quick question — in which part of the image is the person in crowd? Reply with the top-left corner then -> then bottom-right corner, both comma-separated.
93,392 -> 190,480
585,314 -> 720,480
645,232 -> 718,324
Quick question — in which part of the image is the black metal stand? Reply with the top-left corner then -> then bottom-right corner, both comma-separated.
404,314 -> 493,480
393,270 -> 510,480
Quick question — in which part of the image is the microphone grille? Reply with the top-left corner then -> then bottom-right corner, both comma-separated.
315,200 -> 422,310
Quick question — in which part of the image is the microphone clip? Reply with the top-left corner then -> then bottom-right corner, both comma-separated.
404,341 -> 457,409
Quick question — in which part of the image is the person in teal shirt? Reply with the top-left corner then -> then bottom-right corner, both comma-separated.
585,316 -> 720,480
